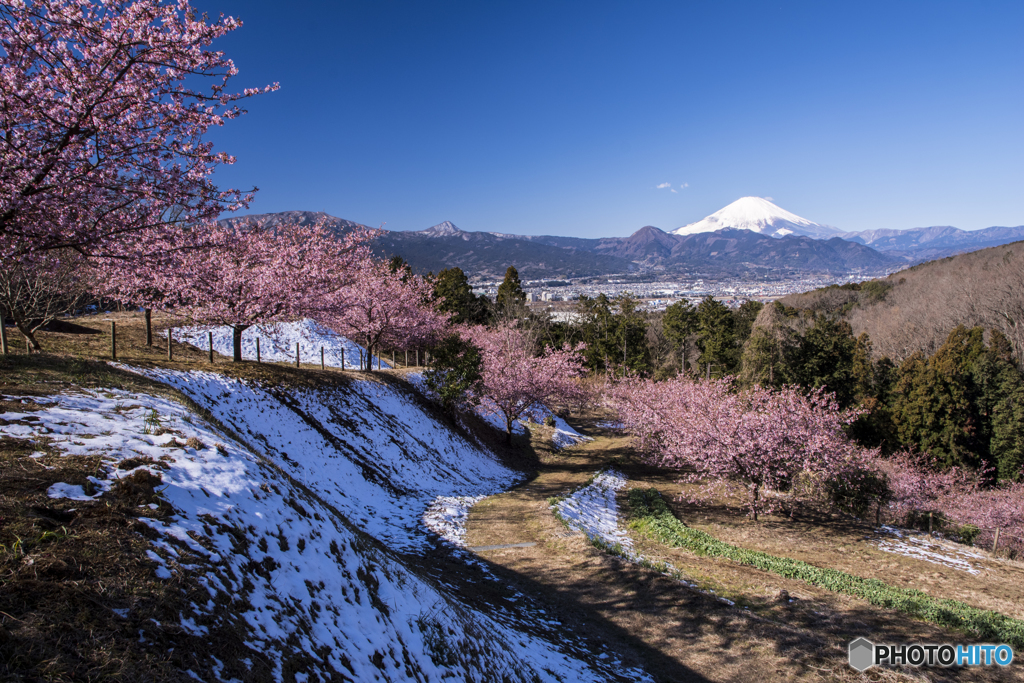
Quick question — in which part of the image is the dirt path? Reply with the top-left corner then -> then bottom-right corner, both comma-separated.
465,419 -> 1017,683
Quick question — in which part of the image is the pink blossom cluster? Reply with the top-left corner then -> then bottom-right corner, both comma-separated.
876,451 -> 1024,551
315,258 -> 449,369
462,323 -> 588,442
609,376 -> 871,519
0,0 -> 277,262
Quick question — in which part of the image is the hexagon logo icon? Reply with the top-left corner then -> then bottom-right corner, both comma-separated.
848,638 -> 875,672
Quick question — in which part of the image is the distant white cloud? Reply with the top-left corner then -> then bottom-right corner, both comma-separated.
764,196 -> 773,201
656,182 -> 671,189
681,183 -> 689,189
670,189 -> 678,193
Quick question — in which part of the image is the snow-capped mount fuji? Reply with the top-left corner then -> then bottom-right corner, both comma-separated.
673,197 -> 845,240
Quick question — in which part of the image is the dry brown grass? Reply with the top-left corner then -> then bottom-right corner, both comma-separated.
466,416 -> 1020,682
0,426 -> 269,681
0,314 -> 304,682
647,475 -> 1024,623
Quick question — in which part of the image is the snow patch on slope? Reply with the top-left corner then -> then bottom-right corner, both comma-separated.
1,383 -> 653,682
555,470 -> 635,555
172,319 -> 391,369
874,526 -> 985,575
125,366 -> 512,550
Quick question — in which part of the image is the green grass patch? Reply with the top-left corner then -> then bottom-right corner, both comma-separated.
626,487 -> 1024,649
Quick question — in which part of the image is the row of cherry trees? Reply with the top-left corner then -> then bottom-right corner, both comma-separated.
98,220 -> 448,365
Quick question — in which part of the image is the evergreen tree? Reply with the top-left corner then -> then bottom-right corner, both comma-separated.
972,330 -> 1024,480
695,296 -> 735,375
852,333 -> 875,401
574,294 -> 616,372
739,301 -> 797,387
731,300 -> 764,348
891,327 -> 987,470
433,267 -> 491,325
495,265 -> 527,319
663,299 -> 697,373
612,294 -> 651,376
794,315 -> 858,407
424,333 -> 484,414
388,255 -> 413,280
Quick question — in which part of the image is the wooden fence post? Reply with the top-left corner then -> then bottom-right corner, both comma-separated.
321,346 -> 325,370
415,349 -> 419,366
405,349 -> 409,367
993,528 -> 1001,553
340,348 -> 345,370
110,321 -> 117,360
144,309 -> 152,347
295,342 -> 300,368
208,331 -> 214,363
256,337 -> 261,363
359,349 -> 363,371
928,511 -> 933,536
1,317 -> 9,355
167,328 -> 172,361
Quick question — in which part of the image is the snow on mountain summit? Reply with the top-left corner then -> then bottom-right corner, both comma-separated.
672,197 -> 844,239
420,220 -> 464,237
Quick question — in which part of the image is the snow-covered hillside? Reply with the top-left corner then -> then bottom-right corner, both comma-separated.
173,319 -> 392,369
673,197 -> 843,239
0,372 -> 651,682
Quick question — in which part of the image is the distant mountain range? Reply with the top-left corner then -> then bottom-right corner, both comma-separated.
221,201 -> 1024,281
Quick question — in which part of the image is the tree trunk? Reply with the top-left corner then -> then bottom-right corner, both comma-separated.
231,325 -> 249,362
14,321 -> 41,352
144,308 -> 152,346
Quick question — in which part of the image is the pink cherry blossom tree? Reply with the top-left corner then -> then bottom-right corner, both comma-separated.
316,258 -> 448,371
102,220 -> 376,362
874,450 -> 1024,553
610,377 -> 870,520
0,0 -> 276,262
464,323 -> 588,444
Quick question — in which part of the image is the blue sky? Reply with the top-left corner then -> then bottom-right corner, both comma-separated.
198,0 -> 1024,237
